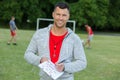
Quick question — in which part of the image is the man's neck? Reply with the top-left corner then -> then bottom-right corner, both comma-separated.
51,26 -> 67,36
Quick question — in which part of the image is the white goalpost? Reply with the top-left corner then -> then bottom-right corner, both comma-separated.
36,18 -> 76,32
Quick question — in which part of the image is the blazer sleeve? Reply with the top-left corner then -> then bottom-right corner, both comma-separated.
24,31 -> 41,66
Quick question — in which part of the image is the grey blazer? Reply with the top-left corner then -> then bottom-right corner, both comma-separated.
24,24 -> 87,80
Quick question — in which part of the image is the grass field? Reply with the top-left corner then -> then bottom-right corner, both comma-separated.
0,28 -> 120,80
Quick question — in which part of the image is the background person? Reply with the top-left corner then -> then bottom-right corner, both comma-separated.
24,2 -> 87,80
84,24 -> 94,48
7,16 -> 18,45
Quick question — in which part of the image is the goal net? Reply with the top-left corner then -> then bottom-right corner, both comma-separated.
36,18 -> 76,32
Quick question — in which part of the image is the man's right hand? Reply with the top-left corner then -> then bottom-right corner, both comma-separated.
40,57 -> 48,63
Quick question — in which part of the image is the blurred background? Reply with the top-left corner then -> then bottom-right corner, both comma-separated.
0,0 -> 120,31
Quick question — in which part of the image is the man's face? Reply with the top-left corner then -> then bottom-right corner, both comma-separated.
52,7 -> 70,28
12,17 -> 15,20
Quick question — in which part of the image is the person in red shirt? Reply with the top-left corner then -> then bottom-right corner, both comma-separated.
24,2 -> 87,80
84,24 -> 94,48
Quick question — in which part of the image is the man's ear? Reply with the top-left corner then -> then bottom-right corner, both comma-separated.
68,14 -> 70,20
52,12 -> 54,18
66,13 -> 70,21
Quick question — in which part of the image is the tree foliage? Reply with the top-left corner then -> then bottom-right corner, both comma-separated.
0,0 -> 120,31
108,0 -> 120,30
70,0 -> 109,30
0,0 -> 22,22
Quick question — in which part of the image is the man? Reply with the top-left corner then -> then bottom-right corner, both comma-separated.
24,2 -> 87,80
84,24 -> 94,48
7,16 -> 18,45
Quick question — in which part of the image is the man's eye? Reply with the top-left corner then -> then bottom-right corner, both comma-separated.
56,14 -> 60,16
63,14 -> 67,17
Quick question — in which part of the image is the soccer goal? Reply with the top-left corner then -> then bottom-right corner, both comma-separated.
36,18 -> 76,32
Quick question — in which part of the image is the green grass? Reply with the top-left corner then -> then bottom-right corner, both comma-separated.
0,28 -> 120,80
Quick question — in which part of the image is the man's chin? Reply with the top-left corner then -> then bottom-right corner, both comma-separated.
57,25 -> 64,28
57,24 -> 64,27
54,22 -> 65,28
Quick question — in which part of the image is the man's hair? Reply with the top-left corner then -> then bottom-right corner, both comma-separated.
54,2 -> 69,12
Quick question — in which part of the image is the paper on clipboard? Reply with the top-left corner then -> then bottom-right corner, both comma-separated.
38,60 -> 64,80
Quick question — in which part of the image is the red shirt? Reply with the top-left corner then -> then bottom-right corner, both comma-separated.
49,31 -> 67,63
86,27 -> 93,35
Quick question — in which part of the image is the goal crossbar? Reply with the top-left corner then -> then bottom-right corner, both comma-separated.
36,18 -> 76,32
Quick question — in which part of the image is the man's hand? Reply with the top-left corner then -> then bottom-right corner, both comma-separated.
55,63 -> 64,72
40,57 -> 48,63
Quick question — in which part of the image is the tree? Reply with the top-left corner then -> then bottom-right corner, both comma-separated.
0,0 -> 53,28
108,0 -> 120,30
0,0 -> 120,31
0,0 -> 22,23
70,0 -> 109,30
